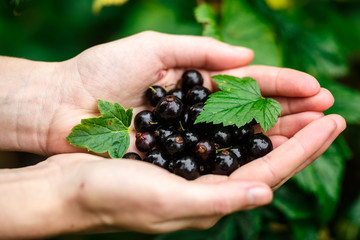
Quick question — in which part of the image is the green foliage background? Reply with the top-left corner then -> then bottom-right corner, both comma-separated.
1,0 -> 360,239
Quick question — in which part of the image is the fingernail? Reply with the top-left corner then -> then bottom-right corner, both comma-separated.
247,187 -> 272,206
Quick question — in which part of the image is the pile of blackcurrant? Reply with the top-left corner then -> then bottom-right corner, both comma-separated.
124,70 -> 273,180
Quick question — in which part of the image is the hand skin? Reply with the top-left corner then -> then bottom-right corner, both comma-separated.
0,31 -> 346,239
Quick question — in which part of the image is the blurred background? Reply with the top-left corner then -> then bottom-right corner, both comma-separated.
1,0 -> 360,239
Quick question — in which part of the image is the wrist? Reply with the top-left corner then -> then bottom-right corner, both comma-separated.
0,56 -> 64,154
0,154 -> 99,239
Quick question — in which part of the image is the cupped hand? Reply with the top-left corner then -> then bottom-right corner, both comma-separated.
36,31 -> 347,235
47,31 -> 336,157
52,108 -> 345,235
45,31 -> 253,154
53,153 -> 272,234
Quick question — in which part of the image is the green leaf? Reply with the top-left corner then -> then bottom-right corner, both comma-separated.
195,75 -> 281,132
292,139 -> 349,222
272,183 -> 315,220
320,79 -> 360,124
220,0 -> 282,66
97,99 -> 133,127
289,220 -> 319,240
234,210 -> 262,240
280,25 -> 348,79
194,3 -> 222,40
66,100 -> 132,158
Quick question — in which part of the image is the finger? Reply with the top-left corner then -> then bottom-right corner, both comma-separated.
150,32 -> 254,69
275,88 -> 334,116
230,115 -> 340,187
213,65 -> 320,97
262,111 -> 324,138
272,114 -> 346,189
268,135 -> 289,149
167,180 -> 272,219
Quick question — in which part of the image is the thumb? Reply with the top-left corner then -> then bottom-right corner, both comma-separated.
173,180 -> 273,218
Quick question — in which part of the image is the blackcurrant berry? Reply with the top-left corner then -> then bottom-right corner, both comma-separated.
135,132 -> 156,152
211,125 -> 232,148
180,111 -> 189,129
229,123 -> 254,143
181,70 -> 204,93
145,85 -> 166,107
123,152 -> 142,160
185,86 -> 211,106
134,110 -> 158,132
211,150 -> 238,175
229,145 -> 247,166
247,133 -> 273,161
143,149 -> 171,170
183,130 -> 200,149
194,140 -> 216,164
173,155 -> 200,180
167,88 -> 185,102
187,102 -> 204,125
164,133 -> 186,156
154,95 -> 184,122
154,125 -> 175,147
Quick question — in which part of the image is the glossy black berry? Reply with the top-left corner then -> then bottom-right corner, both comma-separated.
211,150 -> 238,175
247,133 -> 273,161
145,85 -> 167,107
185,86 -> 211,106
123,152 -> 142,160
229,145 -> 247,166
181,70 -> 204,93
154,95 -> 184,122
211,125 -> 232,148
180,111 -> 189,129
183,130 -> 200,149
143,149 -> 170,170
187,102 -> 204,125
194,140 -> 216,164
135,132 -> 156,152
164,133 -> 186,156
154,125 -> 175,147
173,155 -> 200,180
229,123 -> 254,143
134,110 -> 158,132
167,88 -> 185,102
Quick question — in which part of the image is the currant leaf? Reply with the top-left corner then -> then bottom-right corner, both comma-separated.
195,75 -> 281,132
66,100 -> 132,158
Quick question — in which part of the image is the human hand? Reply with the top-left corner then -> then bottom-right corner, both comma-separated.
1,110 -> 345,239
43,31 -> 255,155
0,31 -> 347,239
42,31 -> 338,158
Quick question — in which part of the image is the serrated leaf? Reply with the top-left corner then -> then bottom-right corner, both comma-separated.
66,100 -> 132,158
195,75 -> 281,132
97,99 -> 133,127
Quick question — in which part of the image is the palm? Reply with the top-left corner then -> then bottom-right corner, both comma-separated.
45,32 -> 334,160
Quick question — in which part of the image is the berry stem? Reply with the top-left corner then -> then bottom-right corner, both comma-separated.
216,146 -> 232,153
149,86 -> 157,93
179,121 -> 185,131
